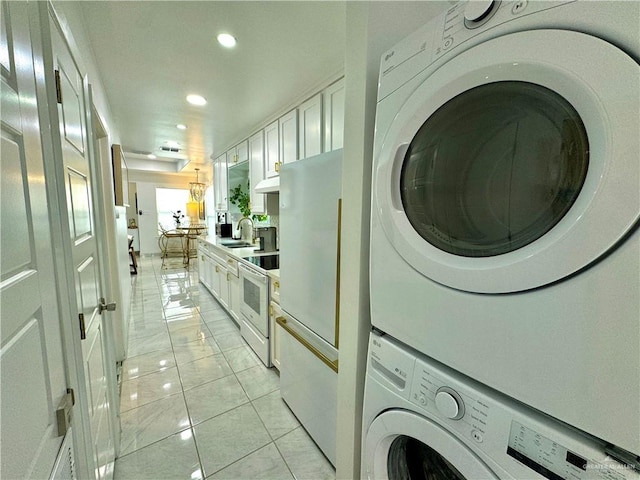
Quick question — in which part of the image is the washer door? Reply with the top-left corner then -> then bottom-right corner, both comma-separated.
365,410 -> 498,479
374,29 -> 639,293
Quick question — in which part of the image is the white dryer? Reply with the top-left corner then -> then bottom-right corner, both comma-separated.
362,333 -> 640,480
369,0 -> 639,454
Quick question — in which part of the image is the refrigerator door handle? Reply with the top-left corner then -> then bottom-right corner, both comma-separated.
276,316 -> 338,373
334,198 -> 342,349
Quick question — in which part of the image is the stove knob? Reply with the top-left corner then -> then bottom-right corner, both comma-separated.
464,0 -> 495,23
435,387 -> 465,420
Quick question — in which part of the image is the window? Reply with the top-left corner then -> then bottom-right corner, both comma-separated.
156,188 -> 190,229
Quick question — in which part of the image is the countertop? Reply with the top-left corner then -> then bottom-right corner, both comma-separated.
199,235 -> 280,279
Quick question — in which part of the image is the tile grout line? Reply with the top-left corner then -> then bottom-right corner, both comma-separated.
156,261 -> 208,480
118,256 -> 329,479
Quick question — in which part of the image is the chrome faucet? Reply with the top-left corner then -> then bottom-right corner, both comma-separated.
237,217 -> 254,242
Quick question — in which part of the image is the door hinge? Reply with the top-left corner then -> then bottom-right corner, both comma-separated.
78,313 -> 86,340
54,69 -> 62,104
56,388 -> 75,436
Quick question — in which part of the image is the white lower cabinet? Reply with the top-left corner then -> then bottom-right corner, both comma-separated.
198,243 -> 242,324
269,300 -> 282,370
198,243 -> 214,291
215,260 -> 229,309
228,270 -> 240,321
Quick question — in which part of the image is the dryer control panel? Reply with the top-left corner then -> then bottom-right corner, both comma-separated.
377,0 -> 574,101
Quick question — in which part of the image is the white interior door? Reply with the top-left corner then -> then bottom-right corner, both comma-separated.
0,2 -> 73,478
50,15 -> 116,480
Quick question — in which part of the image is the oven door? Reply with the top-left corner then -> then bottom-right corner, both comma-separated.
239,263 -> 269,337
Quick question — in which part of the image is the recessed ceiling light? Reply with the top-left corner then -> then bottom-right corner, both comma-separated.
186,94 -> 207,106
217,33 -> 237,48
147,154 -> 157,159
176,124 -> 187,130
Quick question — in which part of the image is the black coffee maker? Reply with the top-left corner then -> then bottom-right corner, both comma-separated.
215,212 -> 232,238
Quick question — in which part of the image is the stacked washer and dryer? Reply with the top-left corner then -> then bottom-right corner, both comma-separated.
364,0 -> 639,478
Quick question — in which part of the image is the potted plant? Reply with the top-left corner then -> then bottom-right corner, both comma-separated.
172,210 -> 184,227
229,181 -> 268,222
229,181 -> 252,218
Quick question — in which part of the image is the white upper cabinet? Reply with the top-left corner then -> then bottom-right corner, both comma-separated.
323,78 -> 345,152
214,152 -> 228,211
264,120 -> 280,179
248,130 -> 266,214
279,108 -> 298,166
237,140 -> 248,164
228,140 -> 248,167
298,93 -> 323,159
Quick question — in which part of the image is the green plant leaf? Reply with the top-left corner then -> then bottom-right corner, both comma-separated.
229,180 -> 252,217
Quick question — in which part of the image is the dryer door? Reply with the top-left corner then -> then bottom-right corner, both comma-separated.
364,410 -> 498,480
374,29 -> 639,293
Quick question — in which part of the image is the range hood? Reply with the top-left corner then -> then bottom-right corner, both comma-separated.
255,176 -> 280,193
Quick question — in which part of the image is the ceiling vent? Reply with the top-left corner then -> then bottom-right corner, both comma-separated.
160,146 -> 181,153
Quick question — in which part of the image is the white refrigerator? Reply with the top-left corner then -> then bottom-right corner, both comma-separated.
278,149 -> 342,466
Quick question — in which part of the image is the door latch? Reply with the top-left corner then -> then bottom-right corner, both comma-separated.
56,388 -> 75,436
99,297 -> 116,314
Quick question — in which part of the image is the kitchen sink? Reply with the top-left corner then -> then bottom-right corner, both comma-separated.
220,240 -> 255,248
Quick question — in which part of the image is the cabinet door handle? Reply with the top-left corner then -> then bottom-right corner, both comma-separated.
275,162 -> 280,173
227,272 -> 230,281
274,281 -> 280,289
215,266 -> 219,273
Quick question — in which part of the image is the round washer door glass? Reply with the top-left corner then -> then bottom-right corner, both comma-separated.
388,435 -> 466,479
401,81 -> 589,257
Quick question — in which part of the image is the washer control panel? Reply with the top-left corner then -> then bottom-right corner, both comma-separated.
507,421 -> 636,480
409,357 -> 490,442
368,333 -> 639,479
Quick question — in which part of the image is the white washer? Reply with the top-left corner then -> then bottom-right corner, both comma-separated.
370,0 -> 639,454
362,332 -> 640,480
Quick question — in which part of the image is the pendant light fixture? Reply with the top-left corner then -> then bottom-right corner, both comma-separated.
189,168 -> 206,202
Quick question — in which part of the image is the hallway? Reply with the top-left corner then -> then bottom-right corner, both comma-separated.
114,256 -> 335,479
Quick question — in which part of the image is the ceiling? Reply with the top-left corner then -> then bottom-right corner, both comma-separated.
78,1 -> 346,175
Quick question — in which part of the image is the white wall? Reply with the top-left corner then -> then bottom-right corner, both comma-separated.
130,169 -> 212,255
336,3 -> 449,479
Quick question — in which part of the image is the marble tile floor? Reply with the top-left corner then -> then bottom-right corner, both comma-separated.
114,255 -> 336,480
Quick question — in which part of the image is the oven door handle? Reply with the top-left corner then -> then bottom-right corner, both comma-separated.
239,263 -> 267,284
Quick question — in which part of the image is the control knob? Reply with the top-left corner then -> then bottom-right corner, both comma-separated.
464,0 -> 495,22
435,387 -> 465,420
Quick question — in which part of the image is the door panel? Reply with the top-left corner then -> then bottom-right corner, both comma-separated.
51,15 -> 115,479
58,63 -> 85,154
0,2 -> 68,478
68,169 -> 92,239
